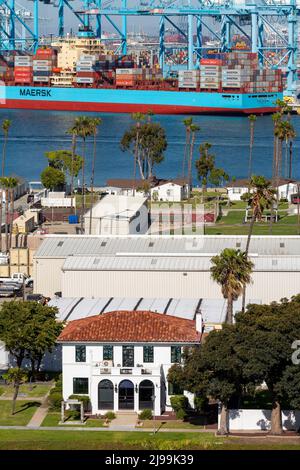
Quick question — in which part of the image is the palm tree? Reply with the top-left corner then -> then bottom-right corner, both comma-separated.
248,114 -> 257,180
71,117 -> 94,233
66,121 -> 81,213
210,248 -> 253,324
281,121 -> 295,178
89,117 -> 102,235
245,176 -> 276,255
187,123 -> 200,194
182,117 -> 193,179
242,176 -> 276,311
0,119 -> 11,253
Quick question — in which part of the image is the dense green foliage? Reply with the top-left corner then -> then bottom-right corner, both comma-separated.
40,166 -> 65,190
138,409 -> 153,420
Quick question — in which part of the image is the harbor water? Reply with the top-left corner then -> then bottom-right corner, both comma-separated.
0,109 -> 299,186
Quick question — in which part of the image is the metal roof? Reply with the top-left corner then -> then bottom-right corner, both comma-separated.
49,296 -> 260,325
61,254 -> 300,272
84,195 -> 147,221
34,235 -> 300,259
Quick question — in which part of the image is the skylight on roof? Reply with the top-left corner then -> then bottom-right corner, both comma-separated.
280,242 -> 285,248
149,242 -> 154,247
57,241 -> 64,247
101,242 -> 107,247
151,259 -> 157,265
93,258 -> 100,265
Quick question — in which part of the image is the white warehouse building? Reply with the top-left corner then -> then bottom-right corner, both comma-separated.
33,235 -> 300,303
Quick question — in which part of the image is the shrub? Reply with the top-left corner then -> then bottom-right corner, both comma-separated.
104,411 -> 116,421
170,395 -> 189,413
138,409 -> 153,420
0,387 -> 3,396
194,395 -> 209,412
68,394 -> 90,411
175,408 -> 187,420
48,391 -> 63,410
65,409 -> 81,421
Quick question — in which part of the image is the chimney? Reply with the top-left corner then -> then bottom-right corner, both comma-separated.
196,313 -> 203,333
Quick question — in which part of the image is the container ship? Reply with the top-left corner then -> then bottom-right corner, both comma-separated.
0,38 -> 283,115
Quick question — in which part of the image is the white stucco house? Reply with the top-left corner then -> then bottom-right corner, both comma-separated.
151,179 -> 189,202
226,178 -> 298,202
57,310 -> 202,416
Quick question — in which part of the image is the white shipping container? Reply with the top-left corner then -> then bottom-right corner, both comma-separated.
33,60 -> 52,66
33,66 -> 52,71
77,60 -> 94,67
14,60 -> 31,66
200,84 -> 219,89
79,55 -> 97,62
76,77 -> 94,83
116,68 -> 140,75
15,56 -> 32,62
33,76 -> 49,82
179,83 -> 197,88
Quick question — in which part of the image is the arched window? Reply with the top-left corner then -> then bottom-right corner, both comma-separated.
119,380 -> 134,410
98,379 -> 114,410
139,380 -> 154,410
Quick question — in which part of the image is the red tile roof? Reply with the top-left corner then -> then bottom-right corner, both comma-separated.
58,310 -> 200,343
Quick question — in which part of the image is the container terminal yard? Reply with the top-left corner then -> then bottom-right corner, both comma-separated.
1,0 -> 300,452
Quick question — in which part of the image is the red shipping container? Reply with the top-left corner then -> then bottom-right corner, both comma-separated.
14,66 -> 32,73
200,59 -> 223,65
76,72 -> 97,78
14,73 -> 32,78
35,48 -> 54,56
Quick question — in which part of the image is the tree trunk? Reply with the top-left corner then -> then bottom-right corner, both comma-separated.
9,188 -> 14,249
218,402 -> 229,435
71,134 -> 77,215
297,184 -> 300,236
242,212 -> 256,311
12,382 -> 20,415
289,140 -> 293,179
89,131 -> 97,235
226,293 -> 233,324
188,133 -> 196,193
2,134 -> 7,177
0,190 -> 3,253
182,131 -> 190,178
270,400 -> 283,435
285,139 -> 288,179
248,124 -> 254,179
80,140 -> 86,234
5,189 -> 9,253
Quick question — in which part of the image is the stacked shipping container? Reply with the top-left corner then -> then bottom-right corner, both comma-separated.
32,48 -> 57,84
14,55 -> 32,84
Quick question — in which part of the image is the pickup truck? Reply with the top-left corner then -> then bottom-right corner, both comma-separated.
0,283 -> 23,298
0,272 -> 33,288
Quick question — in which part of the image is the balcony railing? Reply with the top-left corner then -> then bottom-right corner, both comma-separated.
92,364 -> 161,376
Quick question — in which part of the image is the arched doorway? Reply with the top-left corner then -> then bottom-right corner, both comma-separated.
118,380 -> 134,410
139,380 -> 154,410
98,379 -> 114,410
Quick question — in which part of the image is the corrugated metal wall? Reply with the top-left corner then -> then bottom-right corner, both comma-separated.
61,270 -> 300,303
34,258 -> 64,296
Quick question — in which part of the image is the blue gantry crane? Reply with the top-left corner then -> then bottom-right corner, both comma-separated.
0,1 -> 299,95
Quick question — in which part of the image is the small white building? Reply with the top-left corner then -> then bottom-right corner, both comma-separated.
106,178 -> 190,202
84,195 -> 149,235
58,310 -> 201,416
226,178 -> 298,202
151,179 -> 189,202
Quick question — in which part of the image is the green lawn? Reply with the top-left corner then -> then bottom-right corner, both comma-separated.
1,383 -> 52,398
206,224 -> 300,235
0,400 -> 41,426
0,429 -> 299,450
41,412 -> 105,428
141,419 -> 205,430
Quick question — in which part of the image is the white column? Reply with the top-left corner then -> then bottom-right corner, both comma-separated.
154,383 -> 161,416
114,381 -> 118,412
134,381 -> 139,413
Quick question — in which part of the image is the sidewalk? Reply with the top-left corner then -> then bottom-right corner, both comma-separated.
26,389 -> 53,428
